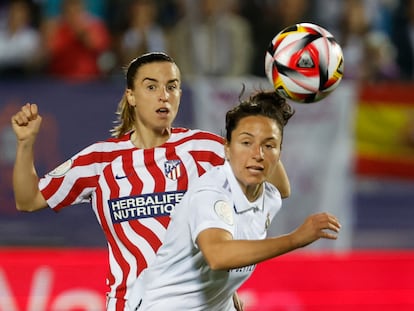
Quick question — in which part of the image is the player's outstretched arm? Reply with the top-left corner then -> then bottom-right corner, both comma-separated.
197,212 -> 340,271
267,160 -> 290,199
11,103 -> 48,212
233,291 -> 244,311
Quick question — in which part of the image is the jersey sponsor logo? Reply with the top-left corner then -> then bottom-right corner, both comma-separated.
108,191 -> 185,223
164,159 -> 182,180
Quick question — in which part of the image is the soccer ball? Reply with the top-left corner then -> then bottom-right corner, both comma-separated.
265,23 -> 344,103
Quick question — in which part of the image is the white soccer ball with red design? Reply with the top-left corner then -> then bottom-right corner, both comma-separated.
265,23 -> 344,103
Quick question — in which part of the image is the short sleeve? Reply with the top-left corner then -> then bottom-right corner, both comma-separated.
39,142 -> 107,210
188,189 -> 235,248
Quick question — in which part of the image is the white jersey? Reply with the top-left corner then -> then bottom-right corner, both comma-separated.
38,128 -> 224,311
133,161 -> 282,311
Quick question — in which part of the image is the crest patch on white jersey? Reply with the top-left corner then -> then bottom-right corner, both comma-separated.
214,200 -> 234,226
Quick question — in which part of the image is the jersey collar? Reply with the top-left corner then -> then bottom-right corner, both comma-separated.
223,161 -> 265,214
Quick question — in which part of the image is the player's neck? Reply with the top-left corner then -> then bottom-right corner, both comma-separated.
245,183 -> 263,202
130,127 -> 171,149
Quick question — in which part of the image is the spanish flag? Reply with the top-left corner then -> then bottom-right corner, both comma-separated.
356,83 -> 414,180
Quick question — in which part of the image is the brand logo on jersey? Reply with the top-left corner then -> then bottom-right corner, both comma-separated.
108,190 -> 185,223
164,160 -> 182,180
115,174 -> 130,180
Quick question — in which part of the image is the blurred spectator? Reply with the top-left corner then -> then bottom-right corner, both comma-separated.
311,0 -> 344,35
336,0 -> 399,81
241,0 -> 313,77
40,0 -> 107,19
169,0 -> 253,77
337,0 -> 371,80
41,0 -> 111,80
0,0 -> 42,77
157,0 -> 183,28
106,0 -> 133,35
391,0 -> 414,80
362,30 -> 399,81
117,0 -> 167,68
370,0 -> 398,35
312,0 -> 393,37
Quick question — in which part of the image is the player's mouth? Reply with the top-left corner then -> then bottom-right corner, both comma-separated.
156,107 -> 169,114
246,165 -> 264,173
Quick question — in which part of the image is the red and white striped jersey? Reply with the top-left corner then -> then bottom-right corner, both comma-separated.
39,128 -> 225,311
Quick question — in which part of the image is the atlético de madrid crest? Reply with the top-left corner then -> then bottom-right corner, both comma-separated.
164,159 -> 182,180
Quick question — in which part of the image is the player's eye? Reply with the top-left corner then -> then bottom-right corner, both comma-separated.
167,84 -> 177,91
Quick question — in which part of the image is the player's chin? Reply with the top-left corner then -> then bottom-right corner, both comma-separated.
154,120 -> 173,131
155,115 -> 172,124
247,168 -> 266,177
244,175 -> 266,187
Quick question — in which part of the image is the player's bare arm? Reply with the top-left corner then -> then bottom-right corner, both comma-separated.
268,160 -> 290,198
11,103 -> 48,212
196,212 -> 341,271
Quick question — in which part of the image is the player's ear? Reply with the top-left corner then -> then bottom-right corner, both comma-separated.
224,140 -> 230,161
125,89 -> 136,107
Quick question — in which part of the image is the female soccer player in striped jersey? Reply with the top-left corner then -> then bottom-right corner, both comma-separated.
11,52 -> 290,311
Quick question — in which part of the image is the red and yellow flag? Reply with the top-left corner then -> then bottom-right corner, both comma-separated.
355,83 -> 414,180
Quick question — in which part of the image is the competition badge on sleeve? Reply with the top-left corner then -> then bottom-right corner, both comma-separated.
48,159 -> 73,177
214,200 -> 234,226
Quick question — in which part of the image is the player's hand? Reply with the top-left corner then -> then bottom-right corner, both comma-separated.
11,103 -> 42,143
291,212 -> 341,248
233,291 -> 244,311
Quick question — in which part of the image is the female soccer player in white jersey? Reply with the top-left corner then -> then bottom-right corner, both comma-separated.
11,52 -> 291,311
128,90 -> 341,311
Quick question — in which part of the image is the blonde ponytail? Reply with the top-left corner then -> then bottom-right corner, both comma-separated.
110,93 -> 136,138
